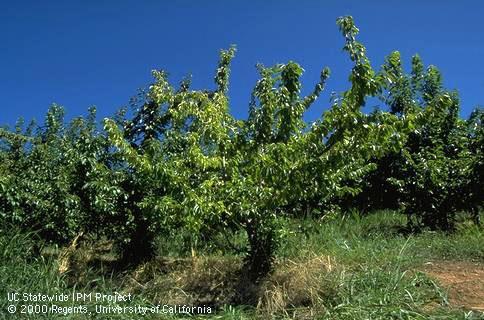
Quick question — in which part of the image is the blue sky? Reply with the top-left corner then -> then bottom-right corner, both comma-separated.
1,1 -> 483,127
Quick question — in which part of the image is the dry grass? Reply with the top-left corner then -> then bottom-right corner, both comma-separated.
128,256 -> 245,309
256,254 -> 337,318
53,240 -> 341,317
57,232 -> 84,274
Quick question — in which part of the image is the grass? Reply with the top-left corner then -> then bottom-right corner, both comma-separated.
0,210 -> 483,319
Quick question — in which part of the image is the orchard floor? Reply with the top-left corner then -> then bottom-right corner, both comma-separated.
1,210 -> 483,319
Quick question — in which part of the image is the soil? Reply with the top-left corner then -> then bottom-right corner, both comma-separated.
421,260 -> 484,312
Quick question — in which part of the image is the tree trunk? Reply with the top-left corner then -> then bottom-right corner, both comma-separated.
243,221 -> 276,282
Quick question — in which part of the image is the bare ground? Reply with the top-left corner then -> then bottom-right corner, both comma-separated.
421,260 -> 484,312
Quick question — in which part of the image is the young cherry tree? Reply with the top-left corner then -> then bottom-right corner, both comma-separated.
105,16 -> 410,278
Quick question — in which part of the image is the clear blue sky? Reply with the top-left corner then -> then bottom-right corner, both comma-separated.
1,1 -> 483,127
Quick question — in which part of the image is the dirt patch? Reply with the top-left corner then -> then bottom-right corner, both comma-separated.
421,260 -> 484,312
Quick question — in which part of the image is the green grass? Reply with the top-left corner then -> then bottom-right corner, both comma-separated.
280,210 -> 484,265
1,211 -> 483,319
